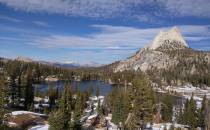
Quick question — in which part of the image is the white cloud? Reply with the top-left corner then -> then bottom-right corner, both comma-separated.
0,0 -> 127,18
0,15 -> 22,22
1,23 -> 209,50
64,49 -> 135,64
0,0 -> 210,20
1,23 -> 210,63
161,0 -> 210,18
32,21 -> 49,27
30,25 -> 159,49
29,24 -> 210,50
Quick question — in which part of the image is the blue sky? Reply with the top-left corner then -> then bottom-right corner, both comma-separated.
0,0 -> 210,64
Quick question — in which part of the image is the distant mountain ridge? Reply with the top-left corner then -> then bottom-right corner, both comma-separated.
114,27 -> 210,72
14,56 -> 102,68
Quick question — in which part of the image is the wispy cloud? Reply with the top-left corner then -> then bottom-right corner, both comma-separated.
161,0 -> 210,18
0,0 -> 210,21
32,21 -> 49,27
28,24 -> 210,50
0,23 -> 210,63
1,23 -> 209,50
0,15 -> 22,22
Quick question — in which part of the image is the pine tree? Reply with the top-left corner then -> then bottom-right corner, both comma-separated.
72,94 -> 82,129
97,99 -> 103,117
112,93 -> 123,124
24,69 -> 34,110
48,85 -> 56,111
162,94 -> 173,122
181,96 -> 198,129
112,90 -> 129,128
0,76 -> 7,125
96,85 -> 100,97
188,96 -> 198,128
129,75 -> 153,129
49,85 -> 72,130
48,111 -> 66,130
198,95 -> 207,128
17,64 -> 23,104
59,86 -> 72,129
8,75 -> 17,107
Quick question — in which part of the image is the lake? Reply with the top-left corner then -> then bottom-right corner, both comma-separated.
33,80 -> 113,96
34,80 -> 186,107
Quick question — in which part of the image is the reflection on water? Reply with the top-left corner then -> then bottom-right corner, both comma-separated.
33,80 -> 113,96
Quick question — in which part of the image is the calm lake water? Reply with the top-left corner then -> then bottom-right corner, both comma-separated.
33,80 -> 113,96
34,80 -> 185,106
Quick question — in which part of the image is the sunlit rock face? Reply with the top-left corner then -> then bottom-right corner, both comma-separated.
114,27 -> 191,72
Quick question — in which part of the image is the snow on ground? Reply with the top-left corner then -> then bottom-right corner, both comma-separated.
87,112 -> 98,120
152,123 -> 189,130
29,124 -> 49,130
11,111 -> 46,116
152,123 -> 170,130
107,122 -> 118,130
157,84 -> 210,108
7,122 -> 17,126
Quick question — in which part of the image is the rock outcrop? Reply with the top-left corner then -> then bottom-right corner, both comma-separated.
114,27 -> 210,72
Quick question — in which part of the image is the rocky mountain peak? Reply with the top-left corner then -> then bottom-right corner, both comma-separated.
149,26 -> 189,50
113,27 -> 193,72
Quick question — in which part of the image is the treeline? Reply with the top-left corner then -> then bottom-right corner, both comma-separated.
0,58 -> 101,82
98,67 -> 138,84
0,58 -> 101,110
0,58 -> 75,110
0,59 -> 74,81
72,68 -> 100,81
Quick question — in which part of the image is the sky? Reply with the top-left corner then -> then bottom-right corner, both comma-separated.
0,0 -> 210,65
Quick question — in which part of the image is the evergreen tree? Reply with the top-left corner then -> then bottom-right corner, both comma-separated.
112,92 -> 124,124
180,96 -> 198,129
129,75 -> 153,129
0,76 -> 7,125
162,94 -> 173,122
97,99 -> 103,117
24,69 -> 34,110
112,91 -> 129,128
48,85 -> 57,111
198,95 -> 207,128
8,75 -> 17,106
96,85 -> 100,97
17,64 -> 23,103
48,111 -> 66,130
49,85 -> 72,130
59,86 -> 72,129
188,96 -> 198,128
72,94 -> 82,129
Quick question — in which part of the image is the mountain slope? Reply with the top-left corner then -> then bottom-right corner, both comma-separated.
114,27 -> 210,72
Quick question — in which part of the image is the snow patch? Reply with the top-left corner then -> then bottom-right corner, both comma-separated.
29,124 -> 49,130
11,111 -> 46,116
